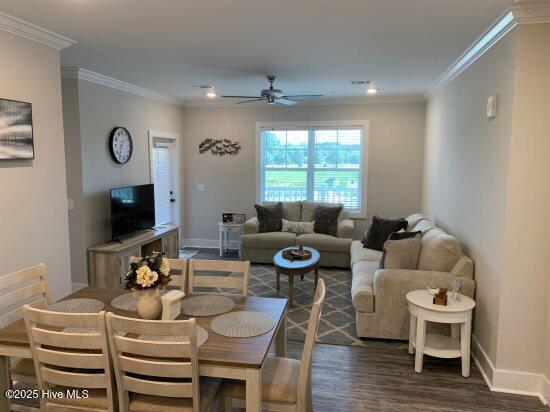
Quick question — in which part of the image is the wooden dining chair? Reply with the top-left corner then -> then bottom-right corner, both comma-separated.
188,259 -> 250,296
166,257 -> 188,291
0,263 -> 50,411
220,279 -> 326,412
23,306 -> 116,411
105,313 -> 222,411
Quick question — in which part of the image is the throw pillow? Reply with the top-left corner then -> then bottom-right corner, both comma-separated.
281,219 -> 315,235
255,202 -> 283,233
362,215 -> 408,251
313,205 -> 343,236
380,231 -> 422,269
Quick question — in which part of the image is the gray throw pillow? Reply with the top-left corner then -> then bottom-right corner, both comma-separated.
362,215 -> 408,251
313,205 -> 342,236
255,202 -> 283,233
380,231 -> 422,269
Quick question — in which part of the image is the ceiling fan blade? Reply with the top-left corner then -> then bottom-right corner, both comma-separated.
282,94 -> 324,100
275,98 -> 297,106
235,98 -> 266,104
221,95 -> 263,99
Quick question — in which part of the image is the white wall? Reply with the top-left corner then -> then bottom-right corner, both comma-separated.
62,80 -> 184,285
423,23 -> 550,398
0,32 -> 72,300
182,102 -> 426,243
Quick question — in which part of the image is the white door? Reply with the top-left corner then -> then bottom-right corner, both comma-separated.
151,138 -> 176,225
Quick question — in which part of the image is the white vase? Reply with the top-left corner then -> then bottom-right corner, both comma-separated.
134,288 -> 162,320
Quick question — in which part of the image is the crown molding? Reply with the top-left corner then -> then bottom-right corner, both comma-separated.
61,67 -> 183,106
426,4 -> 550,98
0,12 -> 75,50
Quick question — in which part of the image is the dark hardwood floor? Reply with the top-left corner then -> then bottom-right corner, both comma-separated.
184,248 -> 546,411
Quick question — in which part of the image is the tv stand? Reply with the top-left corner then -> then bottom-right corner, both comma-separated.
88,223 -> 179,289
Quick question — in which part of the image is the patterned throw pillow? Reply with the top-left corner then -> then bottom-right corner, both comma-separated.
281,219 -> 315,235
254,202 -> 283,233
313,205 -> 343,236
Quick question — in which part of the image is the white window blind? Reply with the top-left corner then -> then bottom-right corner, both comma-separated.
152,144 -> 172,225
260,126 -> 364,212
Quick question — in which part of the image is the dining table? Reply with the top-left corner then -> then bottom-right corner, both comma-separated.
0,287 -> 288,412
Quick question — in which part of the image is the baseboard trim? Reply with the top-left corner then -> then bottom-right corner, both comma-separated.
472,334 -> 548,405
182,238 -> 238,249
72,282 -> 89,292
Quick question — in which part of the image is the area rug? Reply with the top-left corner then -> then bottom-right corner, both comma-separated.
178,249 -> 199,260
246,264 -> 367,347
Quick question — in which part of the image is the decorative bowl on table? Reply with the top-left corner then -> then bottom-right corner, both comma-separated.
282,246 -> 312,261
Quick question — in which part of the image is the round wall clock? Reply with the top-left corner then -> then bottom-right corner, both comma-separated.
109,127 -> 133,164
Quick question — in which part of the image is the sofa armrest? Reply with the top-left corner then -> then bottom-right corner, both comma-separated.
374,269 -> 475,308
243,217 -> 259,235
337,219 -> 355,239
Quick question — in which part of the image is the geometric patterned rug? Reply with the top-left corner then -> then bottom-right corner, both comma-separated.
246,264 -> 367,347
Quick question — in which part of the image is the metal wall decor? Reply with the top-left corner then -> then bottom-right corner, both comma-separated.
199,138 -> 241,156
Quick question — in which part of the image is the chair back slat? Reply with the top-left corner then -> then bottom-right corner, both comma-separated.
106,313 -> 200,411
297,279 -> 326,409
188,259 -> 250,296
0,264 -> 49,327
166,258 -> 187,291
23,306 -> 115,411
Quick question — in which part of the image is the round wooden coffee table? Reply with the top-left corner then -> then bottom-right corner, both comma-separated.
273,247 -> 320,305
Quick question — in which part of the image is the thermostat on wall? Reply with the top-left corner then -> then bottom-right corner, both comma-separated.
487,95 -> 497,118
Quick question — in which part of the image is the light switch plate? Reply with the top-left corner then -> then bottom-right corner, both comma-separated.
487,95 -> 497,118
197,184 -> 205,192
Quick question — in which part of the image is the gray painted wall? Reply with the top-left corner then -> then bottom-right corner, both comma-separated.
182,102 -> 426,243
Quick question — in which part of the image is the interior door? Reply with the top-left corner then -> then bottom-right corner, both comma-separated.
151,139 -> 175,225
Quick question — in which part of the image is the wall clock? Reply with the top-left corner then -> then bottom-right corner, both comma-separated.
109,127 -> 133,164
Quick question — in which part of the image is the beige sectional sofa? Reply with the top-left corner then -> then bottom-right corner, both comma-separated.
241,201 -> 355,268
351,214 -> 476,340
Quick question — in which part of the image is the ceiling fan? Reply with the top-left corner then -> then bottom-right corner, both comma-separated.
221,75 -> 323,105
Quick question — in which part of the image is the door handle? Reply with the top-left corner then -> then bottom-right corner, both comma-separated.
170,198 -> 175,203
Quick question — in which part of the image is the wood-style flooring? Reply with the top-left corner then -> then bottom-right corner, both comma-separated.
186,248 -> 546,411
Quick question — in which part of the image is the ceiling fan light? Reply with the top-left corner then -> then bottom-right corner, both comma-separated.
366,86 -> 379,95
205,91 -> 217,98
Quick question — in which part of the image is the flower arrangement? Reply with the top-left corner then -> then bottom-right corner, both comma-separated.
125,252 -> 171,291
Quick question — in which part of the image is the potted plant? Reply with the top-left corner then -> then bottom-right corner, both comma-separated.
125,252 -> 171,319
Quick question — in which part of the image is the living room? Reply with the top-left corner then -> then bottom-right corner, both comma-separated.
0,0 -> 549,411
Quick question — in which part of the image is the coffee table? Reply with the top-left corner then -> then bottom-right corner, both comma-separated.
273,246 -> 320,305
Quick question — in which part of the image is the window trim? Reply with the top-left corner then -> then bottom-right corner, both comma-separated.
255,120 -> 369,218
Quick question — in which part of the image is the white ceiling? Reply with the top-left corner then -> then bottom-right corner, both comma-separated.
1,0 -> 514,104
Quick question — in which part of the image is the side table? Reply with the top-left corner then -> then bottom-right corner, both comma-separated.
406,290 -> 476,377
218,222 -> 243,258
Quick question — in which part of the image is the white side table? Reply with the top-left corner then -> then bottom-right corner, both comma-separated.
406,290 -> 475,377
218,222 -> 243,258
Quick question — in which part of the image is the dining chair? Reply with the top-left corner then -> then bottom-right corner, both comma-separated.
105,313 -> 222,411
220,279 -> 326,412
0,264 -> 50,411
188,259 -> 250,296
23,306 -> 116,411
166,257 -> 188,291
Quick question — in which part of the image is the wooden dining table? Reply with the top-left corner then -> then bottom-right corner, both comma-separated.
0,287 -> 288,412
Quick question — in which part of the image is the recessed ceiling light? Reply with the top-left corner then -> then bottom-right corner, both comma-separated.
366,86 -> 379,95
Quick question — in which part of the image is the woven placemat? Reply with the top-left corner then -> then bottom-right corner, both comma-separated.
181,295 -> 235,317
47,298 -> 104,313
138,325 -> 208,347
210,311 -> 276,338
110,291 -> 169,312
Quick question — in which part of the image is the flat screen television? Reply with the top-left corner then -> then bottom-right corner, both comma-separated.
110,184 -> 155,240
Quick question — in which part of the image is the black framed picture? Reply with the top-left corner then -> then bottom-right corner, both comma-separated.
0,98 -> 34,160
222,213 -> 233,223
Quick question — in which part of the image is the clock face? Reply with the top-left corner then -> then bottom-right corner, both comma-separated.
109,127 -> 133,164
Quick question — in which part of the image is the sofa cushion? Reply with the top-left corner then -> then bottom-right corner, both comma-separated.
241,232 -> 297,249
255,202 -> 283,233
406,213 -> 428,231
313,205 -> 342,236
381,231 -> 421,269
417,228 -> 463,272
362,215 -> 407,251
301,201 -> 344,222
264,201 -> 301,222
350,240 -> 383,267
351,261 -> 379,312
295,233 -> 352,253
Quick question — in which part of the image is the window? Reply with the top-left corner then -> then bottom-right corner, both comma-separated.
258,122 -> 368,215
